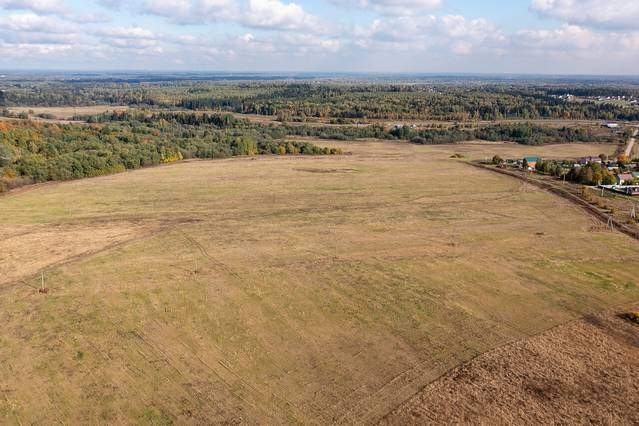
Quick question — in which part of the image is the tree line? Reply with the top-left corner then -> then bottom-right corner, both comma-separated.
0,116 -> 340,192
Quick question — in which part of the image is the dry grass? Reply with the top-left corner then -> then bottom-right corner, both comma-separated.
6,106 -> 129,120
383,306 -> 639,424
0,140 -> 637,424
0,223 -> 150,286
221,112 -> 615,129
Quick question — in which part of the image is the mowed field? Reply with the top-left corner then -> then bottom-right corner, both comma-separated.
1,140 -> 638,424
6,105 -> 129,120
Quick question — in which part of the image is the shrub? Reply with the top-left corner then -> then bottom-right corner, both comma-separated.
621,311 -> 639,324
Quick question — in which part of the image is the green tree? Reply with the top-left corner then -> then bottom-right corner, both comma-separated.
231,137 -> 258,156
0,144 -> 12,167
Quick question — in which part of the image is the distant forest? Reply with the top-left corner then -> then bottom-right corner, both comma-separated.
2,81 -> 639,121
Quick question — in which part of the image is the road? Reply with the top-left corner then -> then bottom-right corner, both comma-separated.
624,127 -> 639,157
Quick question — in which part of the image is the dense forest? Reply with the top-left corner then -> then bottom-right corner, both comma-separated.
179,84 -> 639,121
2,79 -> 639,121
0,114 -> 340,192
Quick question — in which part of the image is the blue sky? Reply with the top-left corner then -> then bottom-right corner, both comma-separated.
0,0 -> 638,74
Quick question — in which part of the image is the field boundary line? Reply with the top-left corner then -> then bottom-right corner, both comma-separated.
0,226 -> 163,294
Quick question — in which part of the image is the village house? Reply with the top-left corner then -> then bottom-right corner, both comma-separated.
580,156 -> 603,165
616,173 -> 634,185
603,121 -> 622,129
522,156 -> 540,170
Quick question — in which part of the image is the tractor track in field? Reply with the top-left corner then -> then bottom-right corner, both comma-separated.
179,232 -> 245,282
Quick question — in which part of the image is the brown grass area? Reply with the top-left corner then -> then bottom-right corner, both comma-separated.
221,112 -> 616,129
436,140 -> 617,160
6,106 -> 128,120
382,306 -> 639,424
0,140 -> 637,423
0,223 -> 152,286
231,113 -> 626,130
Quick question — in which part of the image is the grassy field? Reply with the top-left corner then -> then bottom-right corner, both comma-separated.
1,141 -> 637,424
6,106 -> 129,120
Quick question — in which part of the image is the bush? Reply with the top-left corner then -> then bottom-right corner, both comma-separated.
621,311 -> 639,324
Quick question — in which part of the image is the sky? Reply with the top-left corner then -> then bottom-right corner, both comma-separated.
0,0 -> 638,74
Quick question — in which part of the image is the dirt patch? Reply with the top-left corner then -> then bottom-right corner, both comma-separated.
382,306 -> 639,424
294,167 -> 359,174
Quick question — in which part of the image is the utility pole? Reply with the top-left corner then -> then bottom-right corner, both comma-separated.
38,271 -> 49,294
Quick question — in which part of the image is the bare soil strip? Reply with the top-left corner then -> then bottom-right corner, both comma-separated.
381,305 -> 639,424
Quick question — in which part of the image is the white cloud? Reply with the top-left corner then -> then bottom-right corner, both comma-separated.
242,0 -> 326,32
330,0 -> 442,16
0,0 -> 67,15
352,14 -> 504,55
0,0 -> 636,73
140,0 -> 328,33
512,23 -> 639,63
70,12 -> 112,24
96,26 -> 155,39
0,12 -> 66,32
239,33 -> 254,43
515,25 -> 600,50
0,40 -> 72,55
93,26 -> 163,51
97,0 -> 125,9
141,0 -> 237,23
280,33 -> 341,53
530,0 -> 639,29
451,41 -> 472,55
